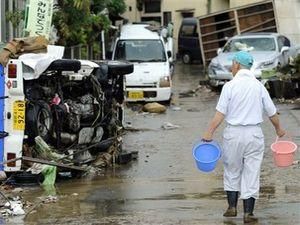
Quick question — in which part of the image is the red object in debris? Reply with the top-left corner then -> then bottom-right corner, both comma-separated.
51,94 -> 61,105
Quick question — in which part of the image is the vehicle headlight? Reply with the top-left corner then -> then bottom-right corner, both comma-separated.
259,59 -> 276,69
209,62 -> 223,70
159,76 -> 171,87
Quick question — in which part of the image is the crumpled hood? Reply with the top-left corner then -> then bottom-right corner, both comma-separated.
126,62 -> 169,86
212,51 -> 279,69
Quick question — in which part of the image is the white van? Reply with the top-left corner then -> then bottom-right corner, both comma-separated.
112,24 -> 172,102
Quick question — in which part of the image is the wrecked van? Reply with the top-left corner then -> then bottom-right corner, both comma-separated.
112,24 -> 172,102
1,44 -> 133,172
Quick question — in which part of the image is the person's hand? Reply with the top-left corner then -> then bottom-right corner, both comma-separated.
276,128 -> 286,137
202,131 -> 213,142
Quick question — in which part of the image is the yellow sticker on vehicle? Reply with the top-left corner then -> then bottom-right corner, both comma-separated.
13,100 -> 25,130
128,91 -> 144,99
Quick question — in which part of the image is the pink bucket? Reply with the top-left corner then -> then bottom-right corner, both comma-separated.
271,136 -> 297,167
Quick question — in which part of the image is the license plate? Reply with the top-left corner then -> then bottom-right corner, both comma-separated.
13,100 -> 25,130
128,91 -> 144,99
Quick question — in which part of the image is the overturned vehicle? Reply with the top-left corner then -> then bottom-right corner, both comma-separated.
2,52 -> 133,173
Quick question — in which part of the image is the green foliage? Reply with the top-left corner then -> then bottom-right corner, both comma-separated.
295,54 -> 300,73
53,0 -> 125,46
107,0 -> 126,16
5,10 -> 24,28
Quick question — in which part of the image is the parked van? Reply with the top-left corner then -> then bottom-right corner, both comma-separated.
178,18 -> 202,64
112,24 -> 172,102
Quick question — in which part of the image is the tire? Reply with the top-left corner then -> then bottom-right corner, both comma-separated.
26,101 -> 53,143
47,59 -> 81,72
182,53 -> 191,64
170,63 -> 175,76
107,60 -> 134,77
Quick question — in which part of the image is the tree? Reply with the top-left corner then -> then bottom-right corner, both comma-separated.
5,10 -> 24,28
53,0 -> 126,46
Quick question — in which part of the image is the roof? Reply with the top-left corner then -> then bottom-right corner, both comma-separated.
181,17 -> 198,25
119,24 -> 161,40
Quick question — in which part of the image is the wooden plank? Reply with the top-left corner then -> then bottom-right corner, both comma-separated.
249,26 -> 277,33
199,18 -> 235,28
234,10 -> 240,35
202,37 -> 228,45
240,18 -> 276,33
204,47 -> 220,54
196,0 -> 273,19
0,156 -> 86,171
0,157 -> 22,165
201,26 -> 236,37
237,8 -> 274,19
22,156 -> 86,171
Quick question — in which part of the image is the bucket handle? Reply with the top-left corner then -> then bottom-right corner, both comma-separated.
275,133 -> 293,143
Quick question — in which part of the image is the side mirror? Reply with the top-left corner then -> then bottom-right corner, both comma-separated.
217,48 -> 222,55
167,50 -> 172,58
280,46 -> 289,53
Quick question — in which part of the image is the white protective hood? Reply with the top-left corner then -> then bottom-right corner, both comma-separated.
19,45 -> 65,80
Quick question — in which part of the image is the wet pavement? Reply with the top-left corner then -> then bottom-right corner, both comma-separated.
6,63 -> 300,225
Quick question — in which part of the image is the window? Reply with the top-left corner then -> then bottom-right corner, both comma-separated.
223,37 -> 276,52
115,40 -> 166,62
163,12 -> 172,26
180,25 -> 196,37
141,16 -> 161,25
144,0 -> 161,13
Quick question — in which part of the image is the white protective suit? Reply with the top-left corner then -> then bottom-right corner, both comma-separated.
216,69 -> 277,199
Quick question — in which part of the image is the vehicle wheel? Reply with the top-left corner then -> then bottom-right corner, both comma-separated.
26,101 -> 53,143
170,63 -> 175,76
47,59 -> 81,72
276,62 -> 281,70
182,53 -> 191,64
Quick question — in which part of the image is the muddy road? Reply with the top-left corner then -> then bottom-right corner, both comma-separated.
8,63 -> 300,225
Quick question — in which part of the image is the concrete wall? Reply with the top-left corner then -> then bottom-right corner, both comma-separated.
229,0 -> 262,7
122,0 -> 230,53
274,0 -> 300,44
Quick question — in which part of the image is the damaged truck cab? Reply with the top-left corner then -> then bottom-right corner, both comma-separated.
2,52 -> 133,172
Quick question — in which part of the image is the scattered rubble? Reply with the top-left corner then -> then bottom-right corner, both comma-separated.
143,102 -> 167,113
161,122 -> 181,130
179,85 -> 213,98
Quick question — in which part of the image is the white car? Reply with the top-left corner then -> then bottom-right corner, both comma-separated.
208,33 -> 300,87
112,24 -> 173,102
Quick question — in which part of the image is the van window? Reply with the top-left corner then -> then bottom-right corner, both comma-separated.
180,25 -> 197,37
115,40 -> 167,62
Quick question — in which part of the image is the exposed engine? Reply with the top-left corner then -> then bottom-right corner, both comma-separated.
23,60 -> 133,154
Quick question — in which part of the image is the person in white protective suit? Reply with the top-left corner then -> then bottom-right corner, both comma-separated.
202,51 -> 285,223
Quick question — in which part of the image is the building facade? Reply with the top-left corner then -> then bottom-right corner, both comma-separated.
122,0 -> 231,53
122,0 -> 300,53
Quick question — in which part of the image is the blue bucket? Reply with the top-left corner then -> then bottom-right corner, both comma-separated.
192,140 -> 221,172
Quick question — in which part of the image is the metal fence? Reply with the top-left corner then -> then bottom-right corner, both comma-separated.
64,44 -> 103,60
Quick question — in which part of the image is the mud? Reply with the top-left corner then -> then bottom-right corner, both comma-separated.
6,63 -> 300,225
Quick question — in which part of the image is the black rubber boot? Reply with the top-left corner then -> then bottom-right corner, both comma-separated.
223,191 -> 238,217
243,197 -> 258,223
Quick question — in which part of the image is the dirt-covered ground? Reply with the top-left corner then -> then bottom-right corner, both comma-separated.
4,63 -> 300,225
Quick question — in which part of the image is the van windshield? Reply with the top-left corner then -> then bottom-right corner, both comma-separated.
114,40 -> 167,62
